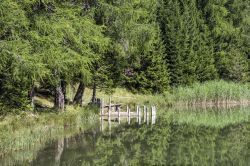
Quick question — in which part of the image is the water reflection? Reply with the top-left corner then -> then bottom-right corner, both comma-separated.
1,107 -> 250,166
100,108 -> 157,133
55,138 -> 64,166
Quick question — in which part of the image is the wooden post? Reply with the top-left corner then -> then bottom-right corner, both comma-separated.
128,108 -> 131,124
151,106 -> 154,125
108,116 -> 111,135
136,106 -> 139,123
100,98 -> 104,116
151,106 -> 156,125
144,105 -> 146,123
138,107 -> 141,125
126,105 -> 129,124
118,116 -> 121,124
151,106 -> 153,116
146,107 -> 149,125
108,107 -> 110,118
108,96 -> 111,115
118,107 -> 120,118
128,108 -> 131,117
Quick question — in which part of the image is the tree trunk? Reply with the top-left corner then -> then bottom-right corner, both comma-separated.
61,80 -> 68,104
29,86 -> 35,108
73,82 -> 85,106
55,138 -> 64,166
54,82 -> 65,111
91,83 -> 97,103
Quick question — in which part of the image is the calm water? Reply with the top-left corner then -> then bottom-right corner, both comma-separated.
1,107 -> 250,166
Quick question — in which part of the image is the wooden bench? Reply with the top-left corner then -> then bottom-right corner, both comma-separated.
103,104 -> 122,112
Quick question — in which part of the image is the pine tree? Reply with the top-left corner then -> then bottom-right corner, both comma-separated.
158,0 -> 217,86
197,0 -> 249,82
96,0 -> 170,93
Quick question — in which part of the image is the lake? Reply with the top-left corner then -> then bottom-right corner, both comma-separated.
1,107 -> 250,166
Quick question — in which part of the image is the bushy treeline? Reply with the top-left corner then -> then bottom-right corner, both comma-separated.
0,0 -> 249,112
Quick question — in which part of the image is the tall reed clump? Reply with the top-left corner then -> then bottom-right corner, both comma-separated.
160,106 -> 250,128
69,80 -> 250,108
172,80 -> 250,106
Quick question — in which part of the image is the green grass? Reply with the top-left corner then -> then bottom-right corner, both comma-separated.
1,80 -> 249,165
1,80 -> 250,164
160,106 -> 250,128
33,80 -> 250,110
77,80 -> 250,108
0,107 -> 98,162
172,80 -> 250,106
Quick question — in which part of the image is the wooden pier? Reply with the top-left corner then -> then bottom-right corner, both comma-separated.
99,97 -> 157,126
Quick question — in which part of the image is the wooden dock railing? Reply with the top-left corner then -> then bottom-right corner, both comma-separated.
99,97 -> 157,125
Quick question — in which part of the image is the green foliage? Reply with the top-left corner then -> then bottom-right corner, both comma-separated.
0,0 -> 250,112
198,0 -> 250,82
158,0 -> 217,86
172,80 -> 250,105
95,0 -> 170,93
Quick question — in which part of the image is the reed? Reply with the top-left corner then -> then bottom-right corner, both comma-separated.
172,80 -> 250,106
82,80 -> 250,107
159,106 -> 250,128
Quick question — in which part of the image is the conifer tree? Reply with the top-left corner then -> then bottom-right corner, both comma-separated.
197,0 -> 249,82
97,0 -> 170,93
0,0 -> 47,111
158,0 -> 217,86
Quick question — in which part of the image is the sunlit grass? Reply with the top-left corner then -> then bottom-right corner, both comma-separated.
34,95 -> 54,108
160,106 -> 250,128
0,107 -> 98,163
172,80 -> 250,106
42,80 -> 250,110
77,80 -> 250,108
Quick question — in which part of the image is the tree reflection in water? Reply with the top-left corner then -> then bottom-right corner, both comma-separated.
10,107 -> 250,165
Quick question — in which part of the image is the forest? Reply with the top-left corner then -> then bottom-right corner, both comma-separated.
0,0 -> 249,113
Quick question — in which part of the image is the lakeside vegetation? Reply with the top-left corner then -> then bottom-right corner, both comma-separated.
26,107 -> 249,166
0,1 -> 249,165
0,0 -> 249,114
83,80 -> 250,108
2,80 -> 249,162
1,80 -> 250,116
1,105 -> 249,165
0,107 -> 97,162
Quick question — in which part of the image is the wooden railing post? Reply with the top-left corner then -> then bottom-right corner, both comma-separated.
151,106 -> 156,125
138,107 -> 141,125
100,98 -> 104,116
118,107 -> 120,118
127,107 -> 131,124
146,107 -> 149,125
108,96 -> 111,117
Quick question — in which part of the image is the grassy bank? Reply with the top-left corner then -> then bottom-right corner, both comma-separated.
171,80 -> 250,106
0,106 -> 98,164
81,80 -> 250,108
161,106 -> 250,128
8,80 -> 250,112
0,80 -> 250,164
